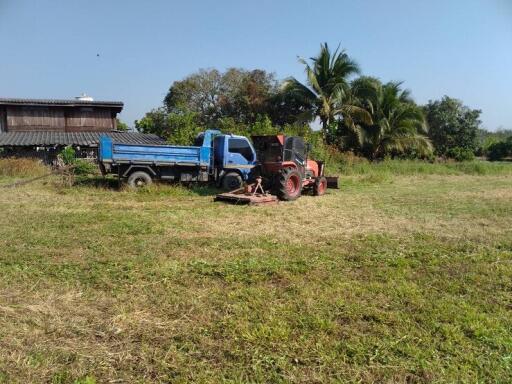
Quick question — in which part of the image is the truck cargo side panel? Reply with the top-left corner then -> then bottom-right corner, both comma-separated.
110,143 -> 209,166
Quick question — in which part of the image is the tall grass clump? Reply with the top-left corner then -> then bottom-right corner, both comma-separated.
0,158 -> 49,177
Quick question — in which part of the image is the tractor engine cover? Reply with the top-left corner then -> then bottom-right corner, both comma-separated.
306,159 -> 319,178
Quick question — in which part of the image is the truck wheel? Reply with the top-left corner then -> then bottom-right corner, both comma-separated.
276,168 -> 302,201
313,176 -> 327,196
222,172 -> 243,191
127,171 -> 153,189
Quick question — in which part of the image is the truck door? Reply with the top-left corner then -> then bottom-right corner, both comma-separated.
224,137 -> 256,179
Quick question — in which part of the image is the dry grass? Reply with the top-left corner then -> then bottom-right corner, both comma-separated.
0,157 -> 49,178
0,166 -> 511,383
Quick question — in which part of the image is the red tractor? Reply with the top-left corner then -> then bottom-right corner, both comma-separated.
251,134 -> 328,201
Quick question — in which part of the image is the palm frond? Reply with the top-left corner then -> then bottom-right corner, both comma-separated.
282,77 -> 318,103
380,134 -> 433,156
335,104 -> 373,126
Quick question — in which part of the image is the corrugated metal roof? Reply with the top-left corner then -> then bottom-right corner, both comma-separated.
0,131 -> 165,147
0,97 -> 123,108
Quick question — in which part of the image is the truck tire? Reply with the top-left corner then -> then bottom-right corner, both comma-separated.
313,176 -> 327,196
222,172 -> 243,191
127,171 -> 153,189
276,168 -> 302,201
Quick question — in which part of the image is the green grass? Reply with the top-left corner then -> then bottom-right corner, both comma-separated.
0,161 -> 511,383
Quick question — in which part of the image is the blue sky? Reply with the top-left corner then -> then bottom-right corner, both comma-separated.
1,0 -> 511,130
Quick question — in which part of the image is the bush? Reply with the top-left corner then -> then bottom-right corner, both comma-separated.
60,146 -> 76,165
0,158 -> 49,177
487,138 -> 512,161
58,147 -> 97,176
446,147 -> 475,162
73,159 -> 97,175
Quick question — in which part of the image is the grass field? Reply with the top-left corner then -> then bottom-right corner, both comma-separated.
0,160 -> 511,383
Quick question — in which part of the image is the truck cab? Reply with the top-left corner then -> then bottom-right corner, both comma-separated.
213,134 -> 256,189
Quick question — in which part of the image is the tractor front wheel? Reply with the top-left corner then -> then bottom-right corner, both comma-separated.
276,168 -> 302,201
313,176 -> 327,196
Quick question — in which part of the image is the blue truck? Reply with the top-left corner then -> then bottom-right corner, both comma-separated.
98,130 -> 257,190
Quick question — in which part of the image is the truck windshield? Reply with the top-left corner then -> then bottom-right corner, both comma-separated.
194,133 -> 204,146
229,138 -> 254,161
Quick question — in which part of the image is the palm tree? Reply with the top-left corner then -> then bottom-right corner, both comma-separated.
348,77 -> 433,159
282,43 -> 371,141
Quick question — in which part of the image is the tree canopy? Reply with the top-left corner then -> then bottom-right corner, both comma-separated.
282,43 -> 371,140
341,77 -> 432,159
136,43 -> 493,162
163,68 -> 280,126
424,96 -> 481,157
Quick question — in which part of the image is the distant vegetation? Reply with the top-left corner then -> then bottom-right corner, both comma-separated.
116,119 -> 129,132
135,43 -> 511,162
477,128 -> 512,161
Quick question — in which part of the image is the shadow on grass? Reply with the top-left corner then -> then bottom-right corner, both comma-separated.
74,175 -> 221,196
74,176 -> 120,190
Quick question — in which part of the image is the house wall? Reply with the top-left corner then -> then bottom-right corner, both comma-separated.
0,107 -> 6,132
65,107 -> 114,132
5,106 -> 115,132
6,106 -> 66,131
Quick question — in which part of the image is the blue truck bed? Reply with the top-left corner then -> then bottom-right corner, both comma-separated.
98,130 -> 218,167
99,140 -> 209,166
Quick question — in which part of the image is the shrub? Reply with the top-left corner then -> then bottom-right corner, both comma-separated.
58,147 -> 97,176
487,138 -> 512,161
73,159 -> 97,175
60,146 -> 76,165
446,147 -> 475,162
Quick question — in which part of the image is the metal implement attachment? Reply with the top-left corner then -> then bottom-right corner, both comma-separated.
215,177 -> 278,206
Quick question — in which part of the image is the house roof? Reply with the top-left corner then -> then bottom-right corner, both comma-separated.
0,131 -> 165,147
0,97 -> 123,111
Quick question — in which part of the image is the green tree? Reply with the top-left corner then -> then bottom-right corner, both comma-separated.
134,108 -> 169,137
222,69 -> 277,124
135,109 -> 202,145
282,43 -> 371,141
424,96 -> 481,157
164,69 -> 223,125
345,78 -> 432,159
163,68 -> 278,126
116,119 -> 129,131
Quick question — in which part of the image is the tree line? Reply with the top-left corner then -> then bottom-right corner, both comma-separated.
134,43 -> 510,161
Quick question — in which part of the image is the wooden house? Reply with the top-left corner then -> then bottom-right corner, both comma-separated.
0,97 -> 165,162
0,97 -> 123,133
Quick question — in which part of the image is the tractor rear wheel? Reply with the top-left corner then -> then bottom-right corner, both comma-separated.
313,176 -> 327,196
276,168 -> 302,201
222,172 -> 243,191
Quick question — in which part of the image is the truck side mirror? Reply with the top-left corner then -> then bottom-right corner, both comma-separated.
306,143 -> 312,153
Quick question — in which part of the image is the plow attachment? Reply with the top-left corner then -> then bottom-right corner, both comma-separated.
215,177 -> 278,206
215,190 -> 278,206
